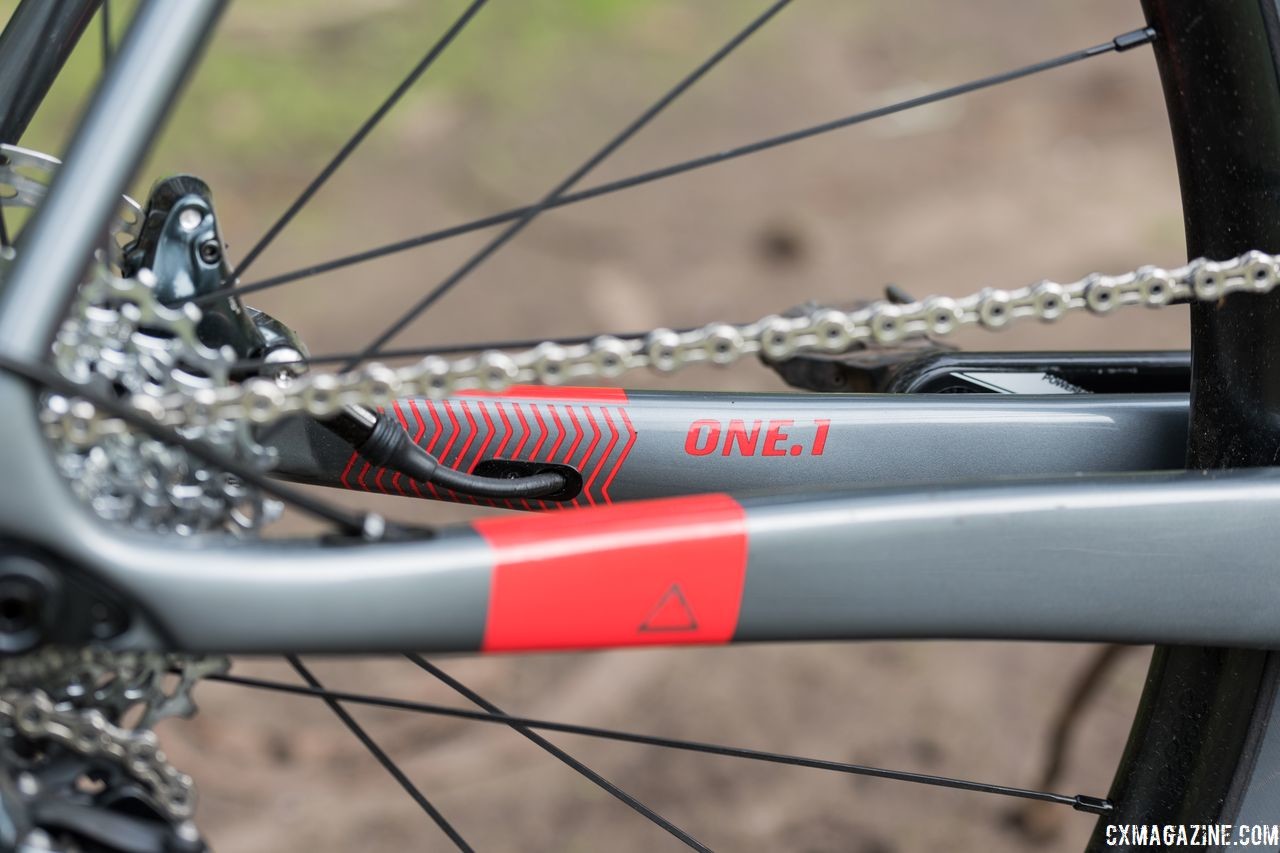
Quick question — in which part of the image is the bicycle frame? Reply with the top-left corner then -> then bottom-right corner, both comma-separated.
272,386 -> 1190,506
2,0 -> 1280,662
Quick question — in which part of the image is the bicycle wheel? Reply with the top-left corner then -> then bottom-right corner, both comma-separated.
0,1 -> 1278,851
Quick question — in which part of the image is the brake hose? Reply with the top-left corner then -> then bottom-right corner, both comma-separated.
324,406 -> 568,499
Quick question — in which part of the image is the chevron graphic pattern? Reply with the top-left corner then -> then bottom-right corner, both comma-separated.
339,387 -> 637,510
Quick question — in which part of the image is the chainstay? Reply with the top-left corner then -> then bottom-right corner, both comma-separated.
46,250 -> 1280,446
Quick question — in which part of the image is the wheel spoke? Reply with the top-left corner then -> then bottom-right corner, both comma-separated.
0,354 -> 376,537
208,669 -> 1113,815
200,25 -> 1155,307
98,1 -> 112,265
287,657 -> 474,852
405,654 -> 710,852
229,0 -> 491,283
342,0 -> 794,372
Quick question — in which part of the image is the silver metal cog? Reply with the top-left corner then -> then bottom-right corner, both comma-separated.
0,145 -> 251,848
0,141 -> 283,536
43,267 -> 282,534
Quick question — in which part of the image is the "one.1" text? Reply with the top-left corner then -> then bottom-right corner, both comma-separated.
684,418 -> 830,457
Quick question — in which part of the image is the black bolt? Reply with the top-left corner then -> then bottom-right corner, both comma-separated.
198,240 -> 221,265
89,601 -> 127,640
0,555 -> 60,654
0,576 -> 39,635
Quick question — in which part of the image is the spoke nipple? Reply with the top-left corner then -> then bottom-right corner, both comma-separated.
1072,794 -> 1112,814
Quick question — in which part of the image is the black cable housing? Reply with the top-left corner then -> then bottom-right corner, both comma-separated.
333,408 -> 569,500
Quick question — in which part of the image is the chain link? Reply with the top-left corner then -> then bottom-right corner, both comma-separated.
41,249 -> 1280,446
44,267 -> 281,533
0,647 -> 227,823
16,146 -> 1280,847
0,688 -> 198,820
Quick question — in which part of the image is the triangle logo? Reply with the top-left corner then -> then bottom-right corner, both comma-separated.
638,583 -> 699,633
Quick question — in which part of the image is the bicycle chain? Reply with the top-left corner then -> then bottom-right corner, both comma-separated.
0,648 -> 228,823
44,267 -> 280,534
42,249 -> 1280,447
0,689 -> 197,819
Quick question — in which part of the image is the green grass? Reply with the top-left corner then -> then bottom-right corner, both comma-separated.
1,0 -> 654,172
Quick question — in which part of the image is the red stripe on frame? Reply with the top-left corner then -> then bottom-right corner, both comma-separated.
511,403 -> 532,460
406,401 -> 427,498
389,402 -> 412,496
439,401 -> 462,466
529,404 -> 550,460
475,493 -> 748,652
471,402 -> 499,508
460,386 -> 627,402
494,403 -> 515,459
528,404 -> 552,511
547,405 -> 567,463
436,401 -> 462,500
340,451 -> 360,489
454,401 -> 480,505
457,401 -> 479,467
546,405 -> 569,511
578,406 -> 604,506
471,402 -> 497,472
422,402 -> 444,500
510,403 -> 534,511
585,406 -> 620,502
602,407 -> 637,503
564,406 -> 586,475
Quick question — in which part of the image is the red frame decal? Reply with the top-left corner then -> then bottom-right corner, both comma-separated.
474,493 -> 748,652
460,385 -> 627,402
683,417 -> 830,458
337,387 -> 636,509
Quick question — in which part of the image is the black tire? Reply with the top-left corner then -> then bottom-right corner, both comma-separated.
1092,2 -> 1280,848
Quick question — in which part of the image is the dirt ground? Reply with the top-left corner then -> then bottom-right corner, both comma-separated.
25,0 -> 1204,850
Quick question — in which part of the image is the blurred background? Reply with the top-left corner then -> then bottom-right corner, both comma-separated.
3,0 -> 1192,849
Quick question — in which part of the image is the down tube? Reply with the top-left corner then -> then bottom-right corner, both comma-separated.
71,469 -> 1280,653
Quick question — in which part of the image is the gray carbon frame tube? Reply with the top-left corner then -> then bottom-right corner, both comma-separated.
271,387 -> 1189,506
32,461 -> 1280,654
3,0 -> 1280,660
0,330 -> 1268,653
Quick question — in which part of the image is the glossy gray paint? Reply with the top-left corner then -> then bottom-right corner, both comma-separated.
1,0 -> 1279,660
6,332 -> 1280,654
735,473 -> 1280,647
275,391 -> 1190,503
66,459 -> 1280,653
611,391 -> 1188,496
